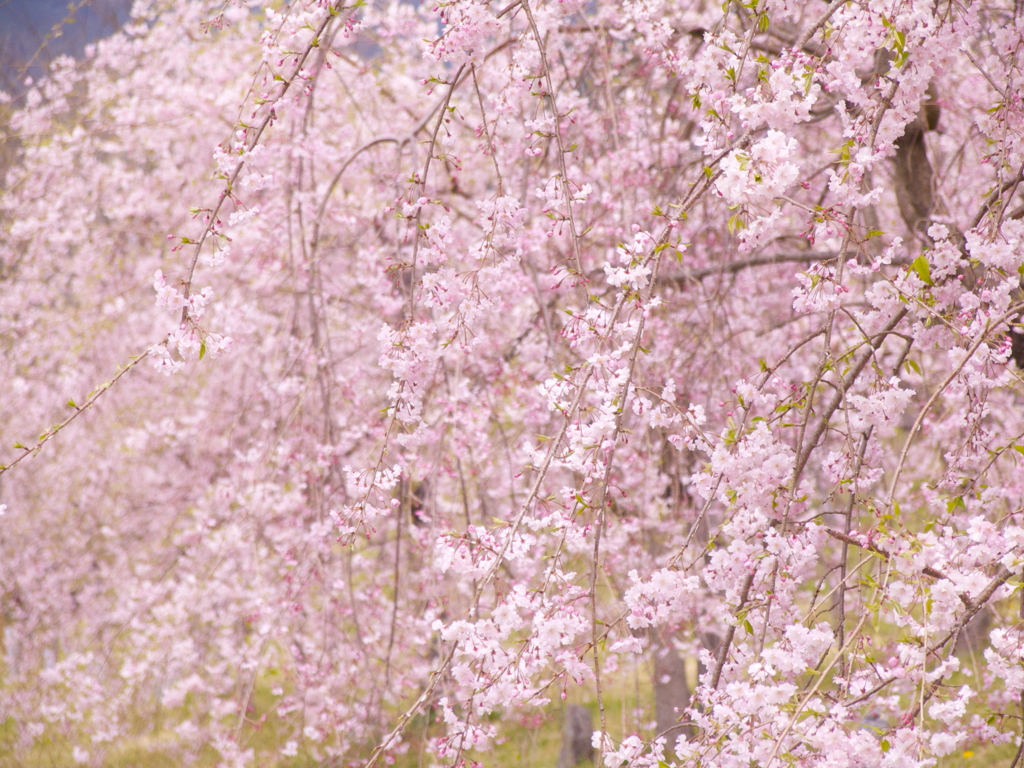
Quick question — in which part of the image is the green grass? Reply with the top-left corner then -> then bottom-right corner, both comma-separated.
2,653 -> 1022,767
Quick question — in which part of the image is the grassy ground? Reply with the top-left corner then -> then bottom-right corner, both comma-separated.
2,655 -> 1020,767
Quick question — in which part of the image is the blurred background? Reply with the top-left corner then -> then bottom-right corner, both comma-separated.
0,0 -> 131,95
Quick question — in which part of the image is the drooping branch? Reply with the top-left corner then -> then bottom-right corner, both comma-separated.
0,351 -> 149,477
671,252 -> 839,286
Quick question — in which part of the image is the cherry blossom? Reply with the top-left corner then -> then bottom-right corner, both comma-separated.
3,0 -> 1024,765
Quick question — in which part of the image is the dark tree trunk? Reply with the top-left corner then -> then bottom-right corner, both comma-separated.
557,704 -> 595,768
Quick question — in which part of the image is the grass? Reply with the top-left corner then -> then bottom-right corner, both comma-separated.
2,648 -> 1022,767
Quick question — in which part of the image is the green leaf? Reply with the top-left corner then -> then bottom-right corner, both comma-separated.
66,399 -> 77,409
905,358 -> 921,375
727,212 -> 747,234
833,139 -> 853,165
743,619 -> 754,635
199,341 -> 207,360
911,255 -> 934,286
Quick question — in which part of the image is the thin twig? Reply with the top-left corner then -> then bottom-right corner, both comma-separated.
791,308 -> 909,484
886,302 -> 1024,511
0,351 -> 149,476
672,252 -> 839,285
180,1 -> 347,320
710,570 -> 756,691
